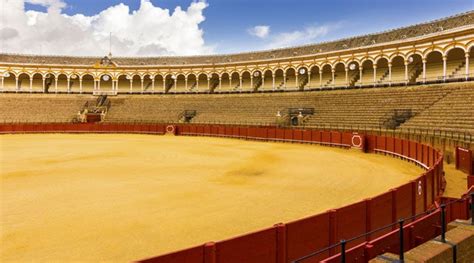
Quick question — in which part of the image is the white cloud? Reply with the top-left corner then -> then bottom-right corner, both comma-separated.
0,0 -> 213,56
248,25 -> 270,39
265,23 -> 341,49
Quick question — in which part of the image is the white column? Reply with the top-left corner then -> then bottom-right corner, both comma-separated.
388,63 -> 392,85
465,53 -> 470,80
152,78 -> 155,93
272,73 -> 275,90
79,78 -> 83,94
129,79 -> 133,94
442,56 -> 447,80
308,71 -> 311,88
359,68 -> 363,86
162,78 -> 166,93
404,61 -> 408,83
196,77 -> 199,91
239,76 -> 242,90
54,77 -> 58,93
229,77 -> 231,90
345,67 -> 349,86
261,76 -> 265,90
207,77 -> 210,91
283,73 -> 286,89
141,78 -> 144,93
219,77 -> 222,91
295,73 -> 299,89
98,80 -> 101,91
331,69 -> 335,86
422,59 -> 427,83
67,77 -> 71,93
250,75 -> 253,90
185,76 -> 188,91
373,65 -> 377,86
1,77 -> 4,91
29,76 -> 33,92
15,76 -> 19,92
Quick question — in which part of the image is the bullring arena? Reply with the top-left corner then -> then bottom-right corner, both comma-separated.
1,10 -> 474,263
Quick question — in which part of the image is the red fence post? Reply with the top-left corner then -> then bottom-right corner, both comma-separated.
274,223 -> 287,263
204,242 -> 216,263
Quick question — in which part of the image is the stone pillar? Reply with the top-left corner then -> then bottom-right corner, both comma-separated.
283,73 -> 287,89
239,76 -> 242,91
129,79 -> 133,94
79,78 -> 83,94
373,65 -> 377,85
404,61 -> 409,83
219,77 -> 222,91
308,71 -> 311,88
295,73 -> 299,89
30,76 -> 33,92
345,67 -> 349,86
55,76 -> 58,93
67,77 -> 70,93
207,77 -> 210,91
272,73 -> 275,90
388,63 -> 392,86
151,78 -> 155,93
185,76 -> 188,91
359,68 -> 363,86
442,56 -> 447,80
141,78 -> 144,93
1,77 -> 4,91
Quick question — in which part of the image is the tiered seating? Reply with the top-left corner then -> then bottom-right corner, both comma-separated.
400,84 -> 474,134
0,94 -> 92,123
1,83 -> 472,135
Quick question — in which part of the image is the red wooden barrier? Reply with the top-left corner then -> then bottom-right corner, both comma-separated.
320,242 -> 366,263
456,147 -> 473,175
330,131 -> 341,145
284,129 -> 293,140
394,183 -> 413,222
139,245 -> 204,263
394,138 -> 403,156
239,127 -> 248,138
468,176 -> 474,188
376,136 -> 386,151
311,130 -> 321,143
293,129 -> 303,141
416,143 -> 423,163
366,135 -> 376,153
386,137 -> 394,153
367,192 -> 393,240
402,140 -> 410,157
276,128 -> 285,140
267,128 -> 276,139
286,212 -> 331,262
321,131 -> 331,144
409,141 -> 417,160
215,227 -> 277,263
335,201 -> 367,249
302,130 -> 312,142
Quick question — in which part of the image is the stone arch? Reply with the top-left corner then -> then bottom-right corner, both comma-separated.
375,57 -> 389,84
80,74 -> 95,93
262,69 -> 273,90
445,47 -> 466,79
274,68 -> 285,90
308,65 -> 320,88
321,64 -> 332,87
17,72 -> 30,91
346,61 -> 360,86
220,72 -> 231,91
285,68 -> 296,89
98,73 -> 113,92
30,72 -> 44,92
197,73 -> 208,92
390,55 -> 406,84
296,66 -> 309,90
240,71 -> 251,91
209,73 -> 220,92
333,62 -> 346,87
230,72 -> 240,91
425,50 -> 444,82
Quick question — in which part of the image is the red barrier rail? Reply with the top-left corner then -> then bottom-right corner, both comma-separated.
0,123 -> 467,263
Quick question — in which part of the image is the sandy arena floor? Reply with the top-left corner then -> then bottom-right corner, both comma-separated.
0,134 -> 423,262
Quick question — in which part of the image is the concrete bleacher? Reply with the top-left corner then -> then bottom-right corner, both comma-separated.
0,83 -> 473,134
0,93 -> 93,123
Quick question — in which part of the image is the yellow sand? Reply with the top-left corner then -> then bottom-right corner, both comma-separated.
0,134 -> 423,262
443,163 -> 468,198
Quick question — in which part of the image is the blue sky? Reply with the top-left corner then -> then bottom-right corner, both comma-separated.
14,0 -> 474,55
